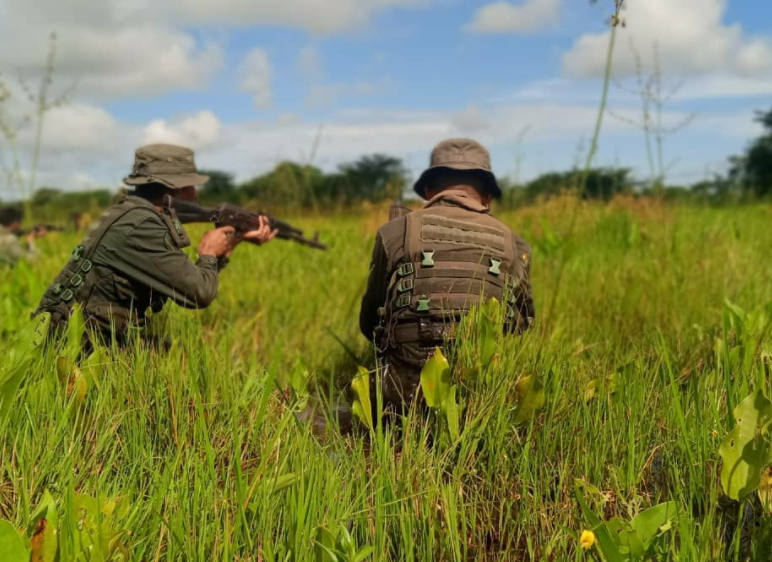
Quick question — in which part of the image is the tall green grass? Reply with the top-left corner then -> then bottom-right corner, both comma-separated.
1,198 -> 772,560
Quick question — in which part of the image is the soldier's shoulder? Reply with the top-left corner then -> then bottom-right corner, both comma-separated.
378,215 -> 407,240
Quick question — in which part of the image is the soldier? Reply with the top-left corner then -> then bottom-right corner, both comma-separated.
35,144 -> 276,343
0,205 -> 38,265
360,138 -> 535,414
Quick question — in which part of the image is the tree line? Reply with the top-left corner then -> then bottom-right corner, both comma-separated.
3,106 -> 771,220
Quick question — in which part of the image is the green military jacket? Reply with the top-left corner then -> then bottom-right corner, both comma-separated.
36,195 -> 223,335
360,190 -> 535,345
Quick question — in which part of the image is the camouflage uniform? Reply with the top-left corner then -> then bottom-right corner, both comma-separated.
360,139 -> 534,412
35,144 -> 222,341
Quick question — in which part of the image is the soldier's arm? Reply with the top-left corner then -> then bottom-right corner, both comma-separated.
359,232 -> 390,341
107,215 -> 221,309
508,236 -> 535,334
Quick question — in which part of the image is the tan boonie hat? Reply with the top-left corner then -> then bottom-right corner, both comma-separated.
413,138 -> 501,199
123,144 -> 209,189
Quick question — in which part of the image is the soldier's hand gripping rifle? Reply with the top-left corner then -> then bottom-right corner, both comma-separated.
172,198 -> 328,251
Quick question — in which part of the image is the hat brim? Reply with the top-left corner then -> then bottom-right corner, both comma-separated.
124,172 -> 210,189
413,165 -> 501,200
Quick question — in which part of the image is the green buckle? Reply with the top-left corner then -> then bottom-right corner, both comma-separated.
508,292 -> 518,304
489,258 -> 502,276
80,259 -> 93,273
396,294 -> 412,308
416,296 -> 431,312
397,279 -> 414,293
70,273 -> 83,287
72,245 -> 85,261
53,283 -> 63,295
397,263 -> 414,277
61,289 -> 74,302
421,250 -> 435,268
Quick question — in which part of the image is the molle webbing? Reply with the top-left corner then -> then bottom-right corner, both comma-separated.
38,200 -> 154,321
420,214 -> 506,252
382,206 -> 517,347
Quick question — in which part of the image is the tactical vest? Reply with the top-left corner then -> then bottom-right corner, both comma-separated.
35,197 -> 187,333
382,205 -> 520,347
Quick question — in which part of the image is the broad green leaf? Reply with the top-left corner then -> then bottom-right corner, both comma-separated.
421,348 -> 451,409
272,473 -> 298,494
513,375 -> 545,424
315,527 -> 338,562
0,359 -> 31,422
620,501 -> 679,558
444,385 -> 460,441
719,390 -> 772,500
351,367 -> 374,431
28,490 -> 59,562
64,303 -> 86,361
478,299 -> 500,368
0,520 -> 29,562
353,546 -> 375,562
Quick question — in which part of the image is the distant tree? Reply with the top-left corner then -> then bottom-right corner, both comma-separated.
731,108 -> 772,198
198,169 -> 236,204
519,168 -> 633,203
337,154 -> 408,203
240,162 -> 326,208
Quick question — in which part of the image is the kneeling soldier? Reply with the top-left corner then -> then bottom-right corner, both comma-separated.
36,144 -> 276,343
360,138 -> 535,413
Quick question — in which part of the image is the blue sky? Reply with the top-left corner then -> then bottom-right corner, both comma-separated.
1,0 -> 771,197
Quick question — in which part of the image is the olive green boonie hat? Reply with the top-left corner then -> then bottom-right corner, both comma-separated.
123,144 -> 209,189
413,138 -> 501,200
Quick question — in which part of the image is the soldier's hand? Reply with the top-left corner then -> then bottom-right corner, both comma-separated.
198,226 -> 238,258
242,216 -> 278,246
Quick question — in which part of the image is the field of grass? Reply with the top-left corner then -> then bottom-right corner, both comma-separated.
1,196 -> 772,561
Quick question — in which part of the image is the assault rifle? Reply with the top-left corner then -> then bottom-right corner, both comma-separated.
173,199 -> 328,251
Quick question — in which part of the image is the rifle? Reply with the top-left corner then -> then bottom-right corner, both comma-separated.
172,199 -> 328,251
15,224 -> 66,237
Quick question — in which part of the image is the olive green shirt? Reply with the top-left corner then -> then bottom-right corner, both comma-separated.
37,195 -> 224,333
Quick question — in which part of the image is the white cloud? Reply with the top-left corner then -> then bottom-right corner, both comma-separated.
169,0 -> 437,35
305,80 -> 393,107
466,0 -> 561,34
240,49 -> 273,109
0,0 -> 223,100
297,46 -> 325,81
563,0 -> 772,79
141,111 -> 222,148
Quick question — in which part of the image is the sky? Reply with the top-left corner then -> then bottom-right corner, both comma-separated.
1,0 -> 771,198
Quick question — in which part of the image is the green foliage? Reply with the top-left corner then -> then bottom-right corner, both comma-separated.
420,348 -> 459,440
1,204 -> 772,559
502,167 -> 633,206
575,480 -> 679,561
197,169 -> 237,204
351,366 -> 374,432
719,391 -> 772,500
315,524 -> 375,562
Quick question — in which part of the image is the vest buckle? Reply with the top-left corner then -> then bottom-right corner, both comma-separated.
397,279 -> 414,293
